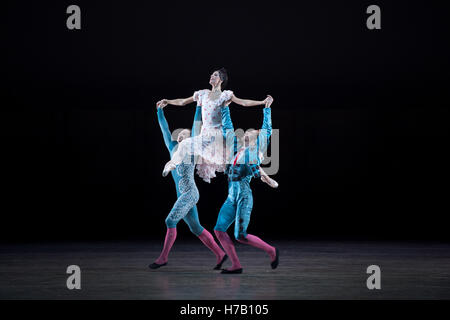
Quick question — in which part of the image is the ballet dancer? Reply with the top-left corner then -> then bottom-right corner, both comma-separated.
149,103 -> 227,270
157,68 -> 273,183
213,98 -> 279,274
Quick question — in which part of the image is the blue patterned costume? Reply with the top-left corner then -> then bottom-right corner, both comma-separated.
157,106 -> 204,236
214,106 -> 272,240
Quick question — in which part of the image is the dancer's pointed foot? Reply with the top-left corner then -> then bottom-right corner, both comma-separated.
162,161 -> 176,177
149,261 -> 168,269
214,254 -> 228,270
271,248 -> 279,269
221,268 -> 243,274
261,175 -> 279,188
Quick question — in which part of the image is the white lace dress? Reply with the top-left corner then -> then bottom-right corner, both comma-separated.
172,89 -> 233,183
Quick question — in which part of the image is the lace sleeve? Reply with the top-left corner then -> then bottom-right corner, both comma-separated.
193,90 -> 200,102
193,89 -> 206,104
221,90 -> 234,105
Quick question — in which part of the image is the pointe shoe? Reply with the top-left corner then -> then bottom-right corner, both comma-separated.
162,161 -> 176,177
261,175 -> 279,188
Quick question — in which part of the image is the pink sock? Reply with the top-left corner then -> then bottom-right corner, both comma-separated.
238,234 -> 276,261
155,228 -> 177,264
214,230 -> 241,270
198,229 -> 226,264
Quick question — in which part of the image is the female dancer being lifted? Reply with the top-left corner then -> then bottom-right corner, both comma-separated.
149,104 -> 227,270
156,68 -> 273,183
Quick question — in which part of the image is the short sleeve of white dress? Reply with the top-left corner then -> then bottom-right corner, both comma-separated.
193,89 -> 207,105
221,90 -> 234,105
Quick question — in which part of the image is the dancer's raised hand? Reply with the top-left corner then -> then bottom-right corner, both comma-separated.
156,99 -> 168,109
264,95 -> 274,108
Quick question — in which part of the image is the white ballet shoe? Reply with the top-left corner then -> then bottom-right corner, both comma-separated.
162,161 -> 176,177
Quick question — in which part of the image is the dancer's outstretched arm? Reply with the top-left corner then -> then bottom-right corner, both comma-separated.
157,106 -> 177,152
229,94 -> 273,108
157,96 -> 195,108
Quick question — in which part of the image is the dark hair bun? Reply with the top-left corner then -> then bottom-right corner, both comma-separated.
218,67 -> 228,89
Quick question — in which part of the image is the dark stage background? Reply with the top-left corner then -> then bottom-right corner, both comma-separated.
2,1 -> 449,242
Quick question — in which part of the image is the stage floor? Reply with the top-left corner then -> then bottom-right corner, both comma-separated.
1,240 -> 450,299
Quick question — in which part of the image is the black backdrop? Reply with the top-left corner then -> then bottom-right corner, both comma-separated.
2,1 -> 449,242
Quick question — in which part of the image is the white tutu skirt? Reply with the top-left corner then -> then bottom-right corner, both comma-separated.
174,126 -> 230,183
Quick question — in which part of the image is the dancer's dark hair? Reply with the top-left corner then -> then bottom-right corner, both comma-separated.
217,68 -> 228,89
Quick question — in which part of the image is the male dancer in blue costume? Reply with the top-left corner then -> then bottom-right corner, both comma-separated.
213,100 -> 279,274
150,104 -> 227,269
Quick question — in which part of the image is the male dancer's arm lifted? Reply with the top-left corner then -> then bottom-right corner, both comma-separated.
157,107 -> 178,154
157,104 -> 202,151
254,100 -> 279,188
222,99 -> 278,188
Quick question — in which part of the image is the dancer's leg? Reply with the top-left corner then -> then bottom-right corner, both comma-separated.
163,135 -> 215,177
237,234 -> 276,261
152,192 -> 194,266
234,190 -> 278,266
154,227 -> 177,265
214,199 -> 242,271
199,229 -> 227,265
234,189 -> 253,241
163,139 -> 192,176
184,207 -> 226,264
183,207 -> 204,236
214,230 -> 242,273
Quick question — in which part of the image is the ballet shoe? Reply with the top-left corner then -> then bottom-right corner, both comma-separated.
221,268 -> 243,274
271,248 -> 279,269
149,262 -> 168,269
213,255 -> 228,270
